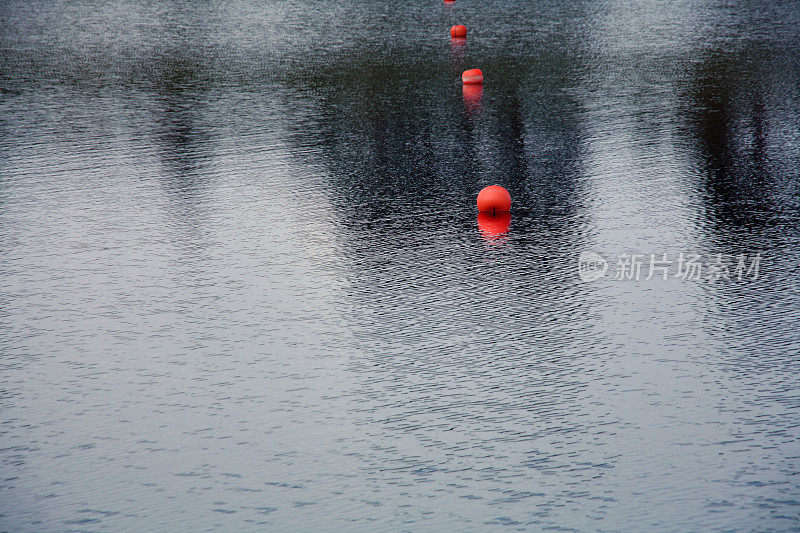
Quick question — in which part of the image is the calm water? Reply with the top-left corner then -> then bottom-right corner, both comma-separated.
1,0 -> 800,531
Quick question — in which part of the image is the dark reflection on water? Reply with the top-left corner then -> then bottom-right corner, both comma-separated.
683,51 -> 773,234
1,0 -> 800,531
153,57 -> 212,180
678,46 -> 800,383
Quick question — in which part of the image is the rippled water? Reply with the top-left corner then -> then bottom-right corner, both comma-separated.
1,0 -> 800,531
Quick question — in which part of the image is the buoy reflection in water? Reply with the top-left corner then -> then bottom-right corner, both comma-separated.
477,212 -> 511,244
462,83 -> 482,113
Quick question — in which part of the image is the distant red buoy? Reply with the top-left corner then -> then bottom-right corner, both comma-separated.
462,68 -> 483,84
477,185 -> 511,213
450,25 -> 467,38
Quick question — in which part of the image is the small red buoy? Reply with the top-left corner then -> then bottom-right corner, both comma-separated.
450,25 -> 467,38
462,68 -> 483,84
477,185 -> 511,213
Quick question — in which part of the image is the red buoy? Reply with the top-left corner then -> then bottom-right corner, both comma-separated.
450,25 -> 467,38
477,185 -> 511,213
462,68 -> 483,84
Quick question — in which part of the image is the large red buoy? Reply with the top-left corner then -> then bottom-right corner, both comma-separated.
462,68 -> 483,84
450,25 -> 467,38
477,185 -> 511,213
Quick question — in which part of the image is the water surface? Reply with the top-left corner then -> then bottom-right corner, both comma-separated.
1,0 -> 800,530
